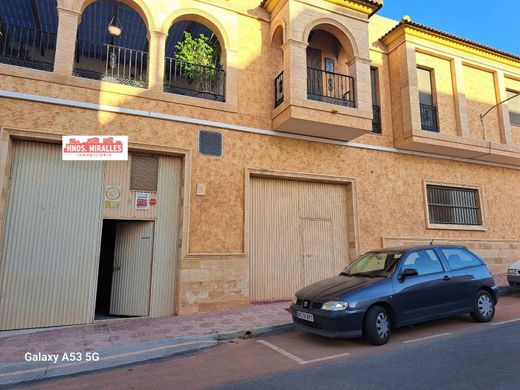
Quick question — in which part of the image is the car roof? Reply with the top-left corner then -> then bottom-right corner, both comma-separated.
367,244 -> 468,254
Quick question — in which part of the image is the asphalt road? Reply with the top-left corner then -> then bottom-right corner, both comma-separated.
217,322 -> 520,390
13,295 -> 520,390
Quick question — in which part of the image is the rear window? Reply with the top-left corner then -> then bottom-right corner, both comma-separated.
440,248 -> 483,270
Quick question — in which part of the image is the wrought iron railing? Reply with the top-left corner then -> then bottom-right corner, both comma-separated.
0,23 -> 56,71
274,71 -> 284,108
307,67 -> 355,108
372,105 -> 381,133
164,57 -> 225,102
420,103 -> 438,132
73,40 -> 148,88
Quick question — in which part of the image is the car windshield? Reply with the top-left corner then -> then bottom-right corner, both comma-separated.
341,252 -> 403,277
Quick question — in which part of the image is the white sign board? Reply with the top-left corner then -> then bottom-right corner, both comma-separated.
62,136 -> 128,161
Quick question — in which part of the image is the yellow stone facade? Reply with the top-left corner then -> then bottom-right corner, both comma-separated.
1,0 -> 519,317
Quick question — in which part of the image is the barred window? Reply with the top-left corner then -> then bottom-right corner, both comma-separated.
426,185 -> 482,226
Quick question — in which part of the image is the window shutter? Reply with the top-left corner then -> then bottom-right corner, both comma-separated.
130,154 -> 159,191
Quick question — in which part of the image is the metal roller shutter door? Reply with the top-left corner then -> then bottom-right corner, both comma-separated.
0,141 -> 103,330
250,177 -> 350,301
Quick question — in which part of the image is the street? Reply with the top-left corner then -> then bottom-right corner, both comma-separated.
9,294 -> 520,390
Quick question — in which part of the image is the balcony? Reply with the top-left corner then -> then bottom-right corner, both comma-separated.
272,68 -> 372,141
307,68 -> 355,108
420,103 -> 438,132
73,40 -> 148,88
164,58 -> 225,102
0,24 -> 55,71
372,105 -> 381,133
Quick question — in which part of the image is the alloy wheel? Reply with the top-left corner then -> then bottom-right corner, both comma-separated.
376,312 -> 390,339
478,294 -> 493,318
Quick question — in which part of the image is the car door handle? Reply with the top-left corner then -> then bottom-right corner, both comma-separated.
443,275 -> 452,281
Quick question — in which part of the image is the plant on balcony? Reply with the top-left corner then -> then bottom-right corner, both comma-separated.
174,31 -> 221,93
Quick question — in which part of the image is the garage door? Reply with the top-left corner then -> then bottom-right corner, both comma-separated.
0,141 -> 103,330
250,177 -> 350,301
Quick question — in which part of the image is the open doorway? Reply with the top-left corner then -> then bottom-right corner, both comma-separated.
95,220 -> 155,320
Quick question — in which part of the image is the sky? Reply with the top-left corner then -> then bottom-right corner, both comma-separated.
378,0 -> 519,56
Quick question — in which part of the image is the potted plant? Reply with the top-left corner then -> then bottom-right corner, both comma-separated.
174,31 -> 221,96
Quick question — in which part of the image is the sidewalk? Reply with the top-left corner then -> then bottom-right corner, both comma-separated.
0,274 -> 512,386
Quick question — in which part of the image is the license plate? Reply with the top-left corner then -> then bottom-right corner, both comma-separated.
296,311 -> 314,322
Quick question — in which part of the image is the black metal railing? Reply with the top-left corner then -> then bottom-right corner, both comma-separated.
164,57 -> 225,102
307,67 -> 355,108
372,105 -> 381,133
420,103 -> 438,132
274,71 -> 284,108
73,40 -> 148,88
0,23 -> 56,71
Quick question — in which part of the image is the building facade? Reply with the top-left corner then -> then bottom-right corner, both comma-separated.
0,0 -> 519,330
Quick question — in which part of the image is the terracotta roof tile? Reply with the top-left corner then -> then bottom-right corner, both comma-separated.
381,20 -> 520,63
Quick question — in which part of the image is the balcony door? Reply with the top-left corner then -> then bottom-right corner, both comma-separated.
307,48 -> 322,97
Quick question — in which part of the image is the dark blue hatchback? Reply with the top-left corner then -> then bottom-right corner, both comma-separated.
290,245 -> 499,345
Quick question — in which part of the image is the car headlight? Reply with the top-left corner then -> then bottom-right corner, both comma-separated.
321,301 -> 348,311
292,295 -> 298,305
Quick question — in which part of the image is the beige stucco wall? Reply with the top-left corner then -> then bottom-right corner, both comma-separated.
463,65 -> 501,143
1,1 -> 520,315
416,52 -> 458,137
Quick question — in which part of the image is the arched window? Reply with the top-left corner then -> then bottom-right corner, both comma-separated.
306,25 -> 356,108
0,0 -> 58,71
73,0 -> 148,87
164,20 -> 225,102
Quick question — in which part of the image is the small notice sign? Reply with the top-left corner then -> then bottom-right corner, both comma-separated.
135,192 -> 150,210
104,186 -> 121,209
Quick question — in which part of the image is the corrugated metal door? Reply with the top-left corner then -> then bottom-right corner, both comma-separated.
149,156 -> 183,316
250,177 -> 349,301
110,221 -> 154,316
0,141 -> 103,330
301,218 -> 336,286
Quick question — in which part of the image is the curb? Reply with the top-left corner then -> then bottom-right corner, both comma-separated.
498,285 -> 515,296
0,322 -> 293,387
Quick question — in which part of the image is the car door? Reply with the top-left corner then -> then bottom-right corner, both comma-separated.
392,249 -> 454,325
438,247 -> 486,312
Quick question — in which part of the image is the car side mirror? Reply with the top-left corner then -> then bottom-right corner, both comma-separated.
398,268 -> 418,281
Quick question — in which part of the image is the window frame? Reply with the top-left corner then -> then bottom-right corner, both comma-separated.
370,66 -> 382,134
506,89 -> 520,127
398,249 -> 445,277
423,180 -> 487,231
438,247 -> 484,271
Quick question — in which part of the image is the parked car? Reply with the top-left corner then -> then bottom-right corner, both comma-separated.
290,245 -> 498,345
507,261 -> 520,289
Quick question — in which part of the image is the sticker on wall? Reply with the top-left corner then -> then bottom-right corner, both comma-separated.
104,185 -> 121,209
150,198 -> 157,207
62,135 -> 128,160
135,192 -> 150,210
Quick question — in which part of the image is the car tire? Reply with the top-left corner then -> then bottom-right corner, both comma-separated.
364,305 -> 391,346
470,290 -> 495,323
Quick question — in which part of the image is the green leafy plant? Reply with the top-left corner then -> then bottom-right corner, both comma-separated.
174,31 -> 221,90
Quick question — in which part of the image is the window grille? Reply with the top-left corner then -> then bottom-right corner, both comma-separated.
426,185 -> 482,225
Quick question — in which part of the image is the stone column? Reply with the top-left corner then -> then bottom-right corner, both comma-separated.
347,56 -> 371,114
451,58 -> 470,138
494,70 -> 513,145
53,8 -> 81,79
224,48 -> 239,109
399,42 -> 421,138
282,39 -> 308,104
147,31 -> 167,93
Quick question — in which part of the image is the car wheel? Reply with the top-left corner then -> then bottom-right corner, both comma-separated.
470,290 -> 495,323
364,305 -> 391,345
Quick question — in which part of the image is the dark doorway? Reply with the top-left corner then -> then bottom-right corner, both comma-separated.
95,220 -> 117,318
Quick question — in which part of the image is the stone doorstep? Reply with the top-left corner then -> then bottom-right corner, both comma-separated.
0,323 -> 294,386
